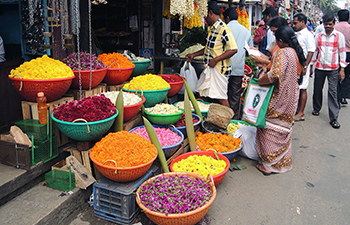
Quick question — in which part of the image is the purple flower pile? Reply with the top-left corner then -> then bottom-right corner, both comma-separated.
53,95 -> 116,122
62,52 -> 107,70
138,174 -> 212,215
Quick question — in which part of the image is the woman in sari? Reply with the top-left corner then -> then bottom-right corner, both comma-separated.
255,26 -> 306,175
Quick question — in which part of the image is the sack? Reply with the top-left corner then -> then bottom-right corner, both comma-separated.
234,123 -> 258,161
195,66 -> 228,99
179,61 -> 198,94
242,78 -> 274,128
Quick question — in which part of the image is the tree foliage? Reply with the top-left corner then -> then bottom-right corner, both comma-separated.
314,0 -> 341,16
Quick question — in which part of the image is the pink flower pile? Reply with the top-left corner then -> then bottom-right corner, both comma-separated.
131,127 -> 181,147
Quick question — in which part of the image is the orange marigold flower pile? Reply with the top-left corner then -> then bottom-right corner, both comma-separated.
195,131 -> 242,153
90,131 -> 157,167
97,52 -> 134,68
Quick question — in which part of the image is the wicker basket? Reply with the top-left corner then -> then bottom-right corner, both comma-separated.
89,147 -> 157,182
206,103 -> 234,129
136,172 -> 216,225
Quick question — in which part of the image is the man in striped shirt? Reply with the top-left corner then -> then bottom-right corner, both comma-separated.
310,13 -> 347,129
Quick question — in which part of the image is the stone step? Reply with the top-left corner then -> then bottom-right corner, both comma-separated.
0,183 -> 91,225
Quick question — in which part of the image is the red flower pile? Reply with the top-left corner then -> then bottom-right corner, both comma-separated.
53,95 -> 116,122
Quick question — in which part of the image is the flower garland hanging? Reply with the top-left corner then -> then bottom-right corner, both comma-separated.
170,0 -> 185,16
196,0 -> 207,17
184,3 -> 202,29
163,0 -> 174,19
236,8 -> 249,30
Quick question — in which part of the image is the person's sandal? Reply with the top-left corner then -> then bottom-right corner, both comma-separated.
330,120 -> 341,129
312,110 -> 319,116
295,114 -> 305,121
256,164 -> 272,176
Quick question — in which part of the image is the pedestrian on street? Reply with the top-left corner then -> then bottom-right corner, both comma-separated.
186,1 -> 237,107
261,7 -> 278,56
310,13 -> 347,129
334,9 -> 350,105
223,7 -> 253,120
292,13 -> 316,122
253,20 -> 266,50
256,25 -> 306,175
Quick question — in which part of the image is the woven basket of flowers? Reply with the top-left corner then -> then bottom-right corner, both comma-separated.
89,131 -> 158,182
136,172 -> 216,225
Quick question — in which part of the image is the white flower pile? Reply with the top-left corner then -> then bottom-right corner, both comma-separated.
98,91 -> 142,106
92,0 -> 107,5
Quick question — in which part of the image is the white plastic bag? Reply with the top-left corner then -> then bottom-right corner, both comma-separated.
235,122 -> 259,161
196,66 -> 228,99
179,61 -> 198,94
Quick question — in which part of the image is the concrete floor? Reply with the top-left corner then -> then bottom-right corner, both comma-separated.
70,79 -> 350,225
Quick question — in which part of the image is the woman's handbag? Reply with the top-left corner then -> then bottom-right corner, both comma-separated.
242,78 -> 274,128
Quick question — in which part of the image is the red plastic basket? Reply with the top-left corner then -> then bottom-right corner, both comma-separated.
8,76 -> 74,102
169,151 -> 230,186
244,64 -> 252,75
123,93 -> 145,122
103,66 -> 135,85
71,68 -> 107,89
158,74 -> 185,97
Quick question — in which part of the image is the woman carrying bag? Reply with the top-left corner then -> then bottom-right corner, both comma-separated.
255,26 -> 306,175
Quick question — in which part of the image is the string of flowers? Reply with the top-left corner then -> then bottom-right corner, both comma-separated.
196,0 -> 207,17
184,3 -> 202,29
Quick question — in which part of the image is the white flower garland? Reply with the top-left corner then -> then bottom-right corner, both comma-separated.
92,0 -> 107,5
196,0 -> 207,17
170,0 -> 185,16
183,0 -> 194,19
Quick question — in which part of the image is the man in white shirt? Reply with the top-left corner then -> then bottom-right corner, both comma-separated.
292,13 -> 316,121
223,7 -> 253,119
0,36 -> 5,62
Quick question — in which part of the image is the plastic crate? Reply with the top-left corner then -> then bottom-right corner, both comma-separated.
15,119 -> 48,138
30,135 -> 59,165
45,168 -> 75,192
93,165 -> 159,223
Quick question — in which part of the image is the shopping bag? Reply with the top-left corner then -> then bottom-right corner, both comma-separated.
242,78 -> 274,128
179,61 -> 198,94
234,123 -> 258,161
195,66 -> 228,99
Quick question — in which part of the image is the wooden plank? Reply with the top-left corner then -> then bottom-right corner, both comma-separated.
65,83 -> 107,100
81,150 -> 92,175
123,112 -> 142,131
21,102 -> 31,120
70,150 -> 83,165
66,156 -> 96,189
106,81 -> 129,92
93,163 -> 104,180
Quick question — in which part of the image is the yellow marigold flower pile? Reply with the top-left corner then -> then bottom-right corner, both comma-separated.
123,74 -> 170,90
9,55 -> 74,79
195,131 -> 242,153
90,131 -> 157,167
184,3 -> 202,29
97,52 -> 134,68
172,155 -> 226,177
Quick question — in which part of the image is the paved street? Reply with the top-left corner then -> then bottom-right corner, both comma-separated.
71,78 -> 350,225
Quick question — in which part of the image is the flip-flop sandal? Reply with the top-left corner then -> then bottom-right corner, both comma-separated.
330,120 -> 340,129
312,110 -> 319,116
295,115 -> 305,121
256,164 -> 272,176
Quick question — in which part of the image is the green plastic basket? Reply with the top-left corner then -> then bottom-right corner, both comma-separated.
130,59 -> 152,77
15,119 -> 47,138
145,108 -> 184,125
51,111 -> 118,141
30,135 -> 59,165
45,167 -> 75,192
122,88 -> 170,107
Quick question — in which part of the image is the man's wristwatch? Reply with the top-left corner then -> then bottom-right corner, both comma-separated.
304,65 -> 308,69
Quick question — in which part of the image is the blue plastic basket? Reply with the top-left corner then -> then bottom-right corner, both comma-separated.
51,111 -> 118,141
93,165 -> 159,223
174,113 -> 202,138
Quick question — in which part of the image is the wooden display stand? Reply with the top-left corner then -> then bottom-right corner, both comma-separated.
106,81 -> 129,92
65,83 -> 107,100
21,96 -> 74,147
